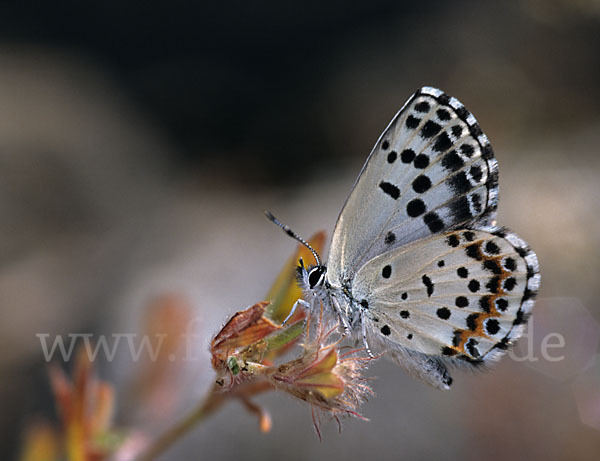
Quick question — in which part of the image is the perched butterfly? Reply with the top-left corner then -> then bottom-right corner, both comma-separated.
267,87 -> 540,390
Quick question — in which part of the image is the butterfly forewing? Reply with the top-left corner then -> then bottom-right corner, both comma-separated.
327,87 -> 499,288
351,228 -> 540,362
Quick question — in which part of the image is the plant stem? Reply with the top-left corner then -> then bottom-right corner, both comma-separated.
137,385 -> 225,461
137,381 -> 274,460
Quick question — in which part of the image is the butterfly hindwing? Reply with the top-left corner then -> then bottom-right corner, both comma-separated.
351,228 -> 540,364
327,87 -> 499,288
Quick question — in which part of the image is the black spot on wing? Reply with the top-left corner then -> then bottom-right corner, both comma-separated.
379,181 -> 400,200
485,319 -> 500,335
504,277 -> 517,291
484,241 -> 500,255
436,108 -> 451,120
483,259 -> 502,274
441,151 -> 464,172
413,154 -> 429,169
422,274 -> 434,297
384,231 -> 396,244
466,313 -> 479,331
433,132 -> 452,152
400,310 -> 410,319
407,199 -> 426,217
451,125 -> 463,138
382,265 -> 392,278
496,298 -> 508,311
504,257 -> 517,271
406,115 -> 420,129
448,171 -> 472,194
447,234 -> 460,247
486,276 -> 501,294
455,296 -> 469,308
401,149 -> 416,163
463,231 -> 475,241
420,120 -> 442,138
415,101 -> 430,113
450,196 -> 473,222
381,140 -> 390,150
460,144 -> 474,157
465,338 -> 480,358
424,212 -> 444,233
381,325 -> 391,336
387,151 -> 397,163
479,296 -> 492,313
457,267 -> 468,278
437,307 -> 451,320
412,175 -> 432,193
466,243 -> 483,260
469,165 -> 483,182
468,279 -> 481,292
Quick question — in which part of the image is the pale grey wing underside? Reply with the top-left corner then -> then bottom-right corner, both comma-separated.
351,228 -> 540,364
327,87 -> 499,288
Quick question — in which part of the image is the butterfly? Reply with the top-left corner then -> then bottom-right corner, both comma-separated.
267,87 -> 540,390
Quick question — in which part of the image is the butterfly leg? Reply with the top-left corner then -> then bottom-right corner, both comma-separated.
331,295 -> 351,336
360,310 -> 375,358
282,298 -> 311,326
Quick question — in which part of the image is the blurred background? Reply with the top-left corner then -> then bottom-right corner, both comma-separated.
3,1 -> 600,460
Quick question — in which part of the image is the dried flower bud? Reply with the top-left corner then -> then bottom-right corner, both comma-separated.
268,325 -> 374,424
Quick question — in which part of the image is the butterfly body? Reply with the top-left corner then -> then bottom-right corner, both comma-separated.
281,87 -> 540,390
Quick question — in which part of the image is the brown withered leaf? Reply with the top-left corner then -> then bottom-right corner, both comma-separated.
211,301 -> 280,364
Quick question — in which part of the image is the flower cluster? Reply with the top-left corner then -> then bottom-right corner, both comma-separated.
209,231 -> 374,436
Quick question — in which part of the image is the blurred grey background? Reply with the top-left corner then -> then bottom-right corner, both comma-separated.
3,1 -> 600,460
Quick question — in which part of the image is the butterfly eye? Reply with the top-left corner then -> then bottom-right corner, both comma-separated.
308,266 -> 326,288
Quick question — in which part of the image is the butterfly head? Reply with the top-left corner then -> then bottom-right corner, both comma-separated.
296,257 -> 327,291
308,264 -> 327,289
